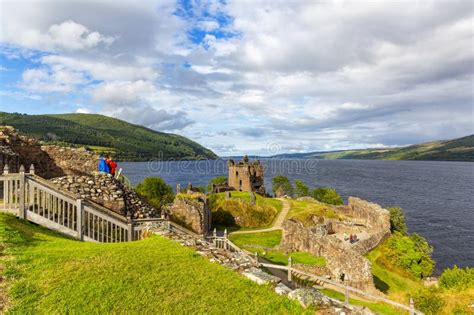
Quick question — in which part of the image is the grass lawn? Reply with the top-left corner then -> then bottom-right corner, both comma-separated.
229,231 -> 326,267
209,192 -> 283,230
320,288 -> 404,315
0,213 -> 310,314
287,199 -> 344,225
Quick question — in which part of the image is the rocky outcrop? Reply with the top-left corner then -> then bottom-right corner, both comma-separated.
51,173 -> 159,219
165,194 -> 211,235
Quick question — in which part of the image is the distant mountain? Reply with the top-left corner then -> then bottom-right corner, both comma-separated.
271,135 -> 474,161
0,112 -> 218,161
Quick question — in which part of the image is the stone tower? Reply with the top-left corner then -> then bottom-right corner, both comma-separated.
227,155 -> 265,195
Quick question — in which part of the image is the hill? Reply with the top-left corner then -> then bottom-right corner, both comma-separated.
0,213 -> 307,313
0,112 -> 217,161
272,135 -> 474,161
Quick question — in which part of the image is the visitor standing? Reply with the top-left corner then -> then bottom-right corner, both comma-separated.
106,155 -> 118,176
98,156 -> 110,173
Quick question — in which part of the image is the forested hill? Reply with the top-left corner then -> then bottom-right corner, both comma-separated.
271,135 -> 474,161
0,112 -> 217,161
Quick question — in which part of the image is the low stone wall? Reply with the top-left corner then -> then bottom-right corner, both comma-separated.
165,194 -> 211,235
39,145 -> 98,178
340,197 -> 391,231
51,173 -> 159,219
280,219 -> 376,291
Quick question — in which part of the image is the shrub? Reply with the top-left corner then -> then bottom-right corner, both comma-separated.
136,177 -> 174,209
294,180 -> 310,198
413,288 -> 445,315
207,176 -> 227,192
387,232 -> 434,278
439,265 -> 474,289
388,207 -> 407,235
272,176 -> 293,196
311,187 -> 343,205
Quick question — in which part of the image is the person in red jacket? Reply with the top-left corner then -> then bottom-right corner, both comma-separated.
105,155 -> 118,176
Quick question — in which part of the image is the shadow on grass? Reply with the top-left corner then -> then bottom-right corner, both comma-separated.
373,274 -> 390,294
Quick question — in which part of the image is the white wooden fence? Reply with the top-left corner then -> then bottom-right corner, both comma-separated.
0,165 -> 160,243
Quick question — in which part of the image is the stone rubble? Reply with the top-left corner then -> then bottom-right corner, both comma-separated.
242,267 -> 281,285
51,172 -> 159,219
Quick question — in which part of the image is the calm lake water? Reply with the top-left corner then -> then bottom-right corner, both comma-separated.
120,159 -> 474,273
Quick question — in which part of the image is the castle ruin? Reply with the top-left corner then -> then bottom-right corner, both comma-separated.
227,155 -> 265,195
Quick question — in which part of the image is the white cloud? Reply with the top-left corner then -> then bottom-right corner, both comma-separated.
20,66 -> 86,93
75,107 -> 91,114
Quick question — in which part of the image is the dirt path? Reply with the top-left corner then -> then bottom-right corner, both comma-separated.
229,198 -> 290,235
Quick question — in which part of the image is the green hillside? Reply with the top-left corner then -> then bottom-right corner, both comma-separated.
0,213 -> 308,314
273,135 -> 474,161
0,112 -> 217,161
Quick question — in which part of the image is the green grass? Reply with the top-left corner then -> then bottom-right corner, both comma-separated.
229,231 -> 325,267
0,112 -> 217,161
209,192 -> 282,229
287,199 -> 343,226
320,288 -> 404,315
0,213 -> 310,314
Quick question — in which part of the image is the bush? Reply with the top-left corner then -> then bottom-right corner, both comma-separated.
207,176 -> 227,192
311,187 -> 343,205
388,207 -> 407,235
439,265 -> 474,289
387,232 -> 434,278
272,176 -> 293,196
413,288 -> 445,315
294,180 -> 310,198
136,177 -> 174,209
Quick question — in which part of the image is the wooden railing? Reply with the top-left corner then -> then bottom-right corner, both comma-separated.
0,165 -> 160,243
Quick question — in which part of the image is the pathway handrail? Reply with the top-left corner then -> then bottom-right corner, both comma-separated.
258,260 -> 423,314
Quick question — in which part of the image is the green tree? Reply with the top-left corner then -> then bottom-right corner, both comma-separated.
207,176 -> 228,192
439,266 -> 474,289
312,187 -> 343,205
136,177 -> 174,209
272,176 -> 293,196
294,180 -> 310,198
413,288 -> 446,315
388,207 -> 408,235
387,232 -> 434,278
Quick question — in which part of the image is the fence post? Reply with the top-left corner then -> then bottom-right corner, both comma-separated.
409,297 -> 415,315
213,228 -> 217,246
29,164 -> 35,175
76,196 -> 83,240
3,164 -> 9,174
344,280 -> 349,306
224,229 -> 228,250
128,222 -> 133,241
19,165 -> 25,219
288,256 -> 292,282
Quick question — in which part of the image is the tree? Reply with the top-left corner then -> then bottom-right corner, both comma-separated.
294,180 -> 310,198
312,187 -> 343,205
272,176 -> 293,197
388,207 -> 407,235
136,177 -> 174,209
207,176 -> 228,192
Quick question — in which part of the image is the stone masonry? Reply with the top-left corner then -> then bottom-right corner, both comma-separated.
164,193 -> 211,235
51,173 -> 159,219
227,155 -> 265,195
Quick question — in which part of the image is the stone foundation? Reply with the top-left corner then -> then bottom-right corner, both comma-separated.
165,194 -> 211,235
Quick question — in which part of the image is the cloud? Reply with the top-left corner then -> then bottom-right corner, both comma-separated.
0,0 -> 472,155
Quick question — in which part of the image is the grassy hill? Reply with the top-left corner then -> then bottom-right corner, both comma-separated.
0,213 -> 308,314
272,135 -> 474,161
0,112 -> 217,161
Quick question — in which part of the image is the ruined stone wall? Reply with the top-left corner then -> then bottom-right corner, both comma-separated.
340,197 -> 391,231
0,126 -> 99,178
165,194 -> 211,235
51,173 -> 159,219
227,157 -> 265,194
280,219 -> 376,291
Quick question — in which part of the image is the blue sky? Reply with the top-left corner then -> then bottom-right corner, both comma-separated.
0,0 -> 473,155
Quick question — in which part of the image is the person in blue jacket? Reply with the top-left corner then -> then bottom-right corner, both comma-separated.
98,157 -> 110,173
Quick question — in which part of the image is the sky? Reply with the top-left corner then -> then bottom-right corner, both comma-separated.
0,0 -> 473,156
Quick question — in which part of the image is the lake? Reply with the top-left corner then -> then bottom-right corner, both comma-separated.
120,159 -> 474,273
